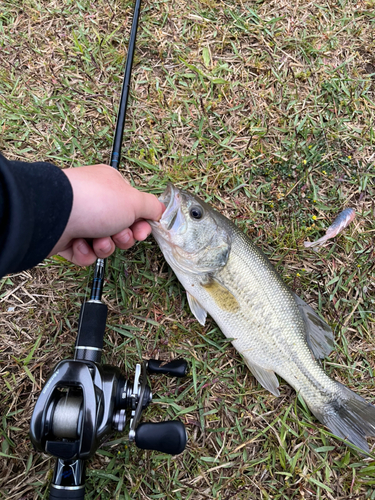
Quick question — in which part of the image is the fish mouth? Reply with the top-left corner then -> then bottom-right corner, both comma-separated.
158,183 -> 175,208
150,184 -> 185,234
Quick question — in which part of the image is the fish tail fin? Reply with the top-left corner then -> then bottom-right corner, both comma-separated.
311,382 -> 375,453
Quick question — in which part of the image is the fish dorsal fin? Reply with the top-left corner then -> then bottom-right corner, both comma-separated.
186,292 -> 207,326
242,357 -> 280,397
293,293 -> 334,359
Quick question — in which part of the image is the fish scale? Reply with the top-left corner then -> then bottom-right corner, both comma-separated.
150,184 -> 375,452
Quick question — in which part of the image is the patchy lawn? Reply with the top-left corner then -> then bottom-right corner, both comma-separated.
0,0 -> 374,498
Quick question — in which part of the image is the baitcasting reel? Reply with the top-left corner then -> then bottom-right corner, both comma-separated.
30,296 -> 188,499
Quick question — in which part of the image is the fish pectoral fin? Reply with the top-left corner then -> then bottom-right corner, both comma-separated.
186,292 -> 207,326
242,357 -> 280,397
293,293 -> 335,360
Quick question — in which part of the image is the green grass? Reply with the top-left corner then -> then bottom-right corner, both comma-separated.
0,0 -> 375,498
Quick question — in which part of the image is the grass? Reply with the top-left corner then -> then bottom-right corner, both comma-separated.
0,0 -> 375,498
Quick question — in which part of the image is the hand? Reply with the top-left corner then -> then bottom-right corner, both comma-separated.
48,164 -> 165,266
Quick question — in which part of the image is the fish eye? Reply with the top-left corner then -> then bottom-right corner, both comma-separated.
189,206 -> 203,220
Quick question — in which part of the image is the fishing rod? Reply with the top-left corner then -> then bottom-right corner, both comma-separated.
30,2 -> 188,498
90,0 -> 142,303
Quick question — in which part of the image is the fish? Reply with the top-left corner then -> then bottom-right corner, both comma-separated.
304,208 -> 356,250
150,184 -> 375,453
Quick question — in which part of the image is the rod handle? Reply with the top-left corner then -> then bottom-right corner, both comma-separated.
75,301 -> 108,362
135,421 -> 187,455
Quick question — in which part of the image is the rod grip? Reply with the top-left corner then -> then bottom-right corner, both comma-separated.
135,421 -> 187,455
75,302 -> 108,362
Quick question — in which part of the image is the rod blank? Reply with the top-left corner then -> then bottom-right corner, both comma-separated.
110,0 -> 142,170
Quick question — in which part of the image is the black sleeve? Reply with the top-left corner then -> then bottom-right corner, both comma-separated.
0,153 -> 73,277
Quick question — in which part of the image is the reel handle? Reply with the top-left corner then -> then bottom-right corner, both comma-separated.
135,421 -> 187,455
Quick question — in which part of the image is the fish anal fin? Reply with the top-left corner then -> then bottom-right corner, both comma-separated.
293,293 -> 334,360
202,278 -> 239,313
242,357 -> 280,397
186,292 -> 207,326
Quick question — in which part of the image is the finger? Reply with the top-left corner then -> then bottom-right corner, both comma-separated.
112,228 -> 136,250
130,220 -> 152,241
92,236 -> 116,258
58,239 -> 97,266
131,194 -> 165,222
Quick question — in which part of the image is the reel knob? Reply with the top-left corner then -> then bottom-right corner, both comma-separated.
135,421 -> 187,455
147,359 -> 188,378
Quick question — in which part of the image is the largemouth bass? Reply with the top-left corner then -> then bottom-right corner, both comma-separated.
150,184 -> 375,452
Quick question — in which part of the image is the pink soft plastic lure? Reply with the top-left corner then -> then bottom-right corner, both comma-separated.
304,208 -> 356,249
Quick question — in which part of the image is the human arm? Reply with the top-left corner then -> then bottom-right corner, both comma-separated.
0,153 -> 73,276
0,154 -> 164,277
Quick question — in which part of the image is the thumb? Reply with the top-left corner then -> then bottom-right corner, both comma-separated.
131,191 -> 165,221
